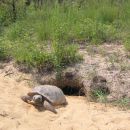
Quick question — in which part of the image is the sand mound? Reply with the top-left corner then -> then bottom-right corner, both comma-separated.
0,65 -> 130,130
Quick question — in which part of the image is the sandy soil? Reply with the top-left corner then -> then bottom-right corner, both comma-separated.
0,64 -> 130,130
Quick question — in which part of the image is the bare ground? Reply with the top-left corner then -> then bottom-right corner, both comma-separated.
0,67 -> 130,130
0,44 -> 130,130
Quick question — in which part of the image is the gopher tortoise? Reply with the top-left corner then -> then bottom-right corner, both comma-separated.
21,85 -> 67,114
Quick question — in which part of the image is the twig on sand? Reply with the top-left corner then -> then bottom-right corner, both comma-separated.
4,72 -> 13,77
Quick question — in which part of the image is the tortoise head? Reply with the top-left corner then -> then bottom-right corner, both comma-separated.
27,92 -> 43,106
32,95 -> 43,105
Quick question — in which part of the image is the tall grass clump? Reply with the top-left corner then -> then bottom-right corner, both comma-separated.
38,0 -> 130,47
10,39 -> 81,72
52,41 -> 82,67
0,0 -> 26,26
22,1 -> 120,44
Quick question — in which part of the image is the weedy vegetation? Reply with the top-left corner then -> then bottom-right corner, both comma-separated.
0,0 -> 130,72
112,98 -> 130,110
90,88 -> 108,103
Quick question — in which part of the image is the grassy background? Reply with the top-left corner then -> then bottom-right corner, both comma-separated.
0,0 -> 130,71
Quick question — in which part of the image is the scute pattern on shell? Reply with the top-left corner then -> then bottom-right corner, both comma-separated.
31,85 -> 67,105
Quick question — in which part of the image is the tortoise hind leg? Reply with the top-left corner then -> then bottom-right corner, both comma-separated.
44,101 -> 57,114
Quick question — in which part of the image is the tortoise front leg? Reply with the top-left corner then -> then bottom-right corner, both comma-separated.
44,101 -> 57,114
21,95 -> 34,105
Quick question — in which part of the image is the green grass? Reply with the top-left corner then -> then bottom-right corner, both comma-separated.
90,88 -> 108,103
6,39 -> 82,72
3,1 -> 121,43
0,45 -> 8,60
112,98 -> 130,110
90,87 -> 130,109
0,0 -> 130,70
124,37 -> 130,51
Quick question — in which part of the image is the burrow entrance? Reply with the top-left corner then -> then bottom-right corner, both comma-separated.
61,76 -> 110,97
62,86 -> 85,96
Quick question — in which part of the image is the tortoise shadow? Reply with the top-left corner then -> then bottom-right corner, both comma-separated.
33,103 -> 68,113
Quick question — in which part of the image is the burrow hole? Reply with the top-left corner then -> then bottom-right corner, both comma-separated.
62,86 -> 85,96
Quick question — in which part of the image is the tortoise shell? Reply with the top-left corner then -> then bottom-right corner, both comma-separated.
28,85 -> 67,106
